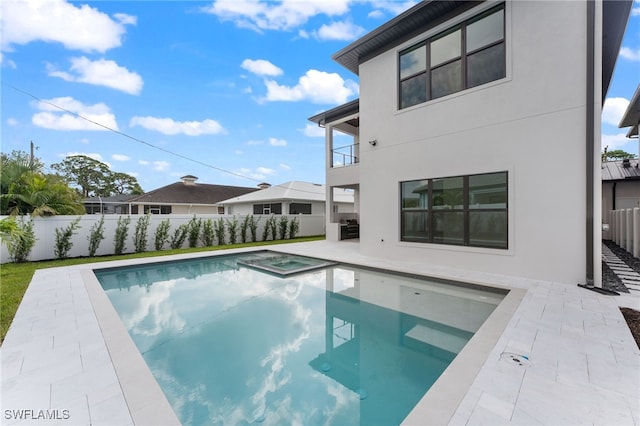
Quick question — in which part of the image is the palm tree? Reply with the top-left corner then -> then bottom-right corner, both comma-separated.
0,172 -> 85,216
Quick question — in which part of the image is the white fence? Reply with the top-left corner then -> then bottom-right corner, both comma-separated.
608,208 -> 640,258
0,214 -> 326,263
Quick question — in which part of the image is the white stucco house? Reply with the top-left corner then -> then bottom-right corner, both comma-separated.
219,180 -> 355,217
309,0 -> 632,287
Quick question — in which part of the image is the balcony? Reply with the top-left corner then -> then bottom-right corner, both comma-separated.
332,143 -> 359,168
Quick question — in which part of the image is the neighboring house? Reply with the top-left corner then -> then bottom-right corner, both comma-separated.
220,180 -> 355,217
83,194 -> 138,215
601,159 -> 640,240
84,175 -> 259,215
309,1 -> 631,286
602,85 -> 640,239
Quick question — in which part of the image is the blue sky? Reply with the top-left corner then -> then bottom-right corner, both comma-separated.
1,0 -> 639,193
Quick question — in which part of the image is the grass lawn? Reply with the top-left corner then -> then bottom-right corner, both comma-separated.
0,236 -> 324,344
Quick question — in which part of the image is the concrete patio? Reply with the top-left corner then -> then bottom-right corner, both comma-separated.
2,240 -> 639,425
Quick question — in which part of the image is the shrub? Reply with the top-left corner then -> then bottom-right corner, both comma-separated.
227,216 -> 238,244
268,215 -> 277,241
288,216 -> 300,239
262,216 -> 270,241
214,217 -> 226,245
154,219 -> 171,251
114,216 -> 131,255
239,215 -> 250,243
133,214 -> 151,253
278,216 -> 288,240
54,217 -> 81,259
187,216 -> 202,248
87,216 -> 105,257
200,218 -> 215,247
248,215 -> 259,242
170,224 -> 188,249
0,217 -> 36,263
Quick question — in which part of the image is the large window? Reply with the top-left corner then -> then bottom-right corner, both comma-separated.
401,171 -> 507,249
289,203 -> 312,214
144,205 -> 171,214
253,203 -> 282,215
399,5 -> 505,109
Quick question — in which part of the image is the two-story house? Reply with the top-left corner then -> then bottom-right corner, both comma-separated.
309,0 -> 632,286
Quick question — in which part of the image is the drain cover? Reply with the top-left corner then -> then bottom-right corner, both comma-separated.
500,352 -> 532,367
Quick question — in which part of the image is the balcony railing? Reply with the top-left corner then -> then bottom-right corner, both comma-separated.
332,143 -> 359,167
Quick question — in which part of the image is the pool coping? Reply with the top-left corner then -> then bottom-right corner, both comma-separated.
82,247 -> 524,425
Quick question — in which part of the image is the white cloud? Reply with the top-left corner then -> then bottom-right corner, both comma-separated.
113,13 -> 137,26
269,137 -> 287,146
48,57 -> 143,95
202,0 -> 350,32
602,133 -> 635,150
1,0 -> 135,53
0,52 -> 17,69
246,140 -> 264,145
138,159 -> 170,171
602,97 -> 630,126
311,21 -> 365,41
235,150 -> 244,155
112,154 -> 131,161
256,166 -> 276,175
241,59 -> 283,76
619,46 -> 640,62
6,118 -> 18,126
263,69 -> 358,104
236,166 -> 275,180
279,163 -> 290,170
302,123 -> 325,137
152,161 -> 170,171
130,116 -> 226,136
31,96 -> 118,131
369,1 -> 418,16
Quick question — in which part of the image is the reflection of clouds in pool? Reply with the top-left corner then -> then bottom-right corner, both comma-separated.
121,279 -> 186,336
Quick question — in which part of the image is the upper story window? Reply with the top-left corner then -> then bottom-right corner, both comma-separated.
399,5 -> 505,109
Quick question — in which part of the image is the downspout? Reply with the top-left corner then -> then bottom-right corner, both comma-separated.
579,0 -> 616,294
585,0 -> 595,287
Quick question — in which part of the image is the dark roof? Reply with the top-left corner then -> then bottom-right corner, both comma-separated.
333,1 -> 478,76
332,0 -> 631,102
602,159 -> 640,181
128,181 -> 259,205
619,85 -> 640,138
308,99 -> 359,126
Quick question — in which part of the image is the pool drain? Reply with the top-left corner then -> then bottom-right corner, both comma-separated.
500,352 -> 532,367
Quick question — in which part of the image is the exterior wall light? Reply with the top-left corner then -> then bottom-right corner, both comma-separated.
368,139 -> 377,146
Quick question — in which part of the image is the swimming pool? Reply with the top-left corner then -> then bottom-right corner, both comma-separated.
95,251 -> 506,425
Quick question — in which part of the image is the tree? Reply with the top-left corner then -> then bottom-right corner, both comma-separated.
1,151 -> 84,216
1,151 -> 44,212
51,155 -> 143,197
602,148 -> 637,162
109,172 -> 143,195
2,172 -> 85,216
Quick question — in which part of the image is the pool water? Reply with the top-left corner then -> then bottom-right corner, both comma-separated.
95,252 -> 504,425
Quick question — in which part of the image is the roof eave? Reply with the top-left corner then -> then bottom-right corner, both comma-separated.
619,85 -> 640,129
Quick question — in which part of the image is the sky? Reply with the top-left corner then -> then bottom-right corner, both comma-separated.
1,0 -> 639,194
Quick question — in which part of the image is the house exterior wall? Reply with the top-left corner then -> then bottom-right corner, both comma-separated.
352,1 -> 600,284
